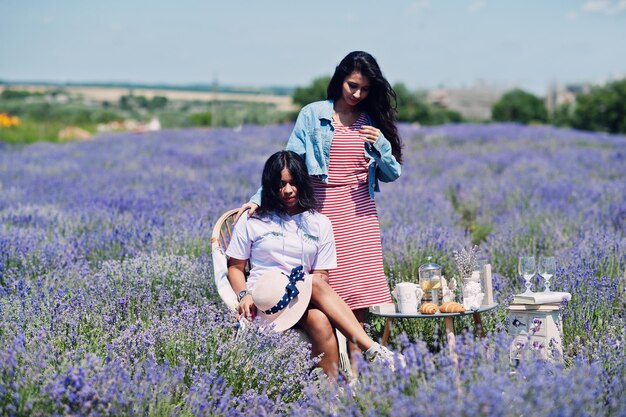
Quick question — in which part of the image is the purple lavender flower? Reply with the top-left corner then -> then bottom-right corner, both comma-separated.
1,123 -> 624,415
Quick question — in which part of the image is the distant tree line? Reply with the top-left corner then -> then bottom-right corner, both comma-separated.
491,78 -> 626,134
0,87 -> 290,143
294,75 -> 626,134
118,94 -> 168,111
0,89 -> 170,125
2,75 -> 625,144
0,87 -> 288,128
492,89 -> 548,124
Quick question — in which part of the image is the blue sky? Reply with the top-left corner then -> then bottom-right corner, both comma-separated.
1,0 -> 625,94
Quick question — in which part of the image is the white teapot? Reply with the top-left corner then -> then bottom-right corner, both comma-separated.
392,282 -> 424,314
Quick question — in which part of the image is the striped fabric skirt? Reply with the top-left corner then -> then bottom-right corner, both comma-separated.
311,176 -> 392,310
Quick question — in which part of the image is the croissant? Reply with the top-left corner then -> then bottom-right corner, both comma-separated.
439,301 -> 465,313
420,302 -> 438,314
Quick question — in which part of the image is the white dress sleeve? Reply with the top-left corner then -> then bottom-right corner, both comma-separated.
225,215 -> 251,261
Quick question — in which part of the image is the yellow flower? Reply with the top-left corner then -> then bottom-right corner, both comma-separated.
0,113 -> 21,127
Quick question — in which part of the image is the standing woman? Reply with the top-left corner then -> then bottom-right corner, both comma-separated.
241,51 -> 403,366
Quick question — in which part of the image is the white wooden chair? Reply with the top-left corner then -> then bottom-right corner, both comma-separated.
211,208 -> 242,310
211,208 -> 352,375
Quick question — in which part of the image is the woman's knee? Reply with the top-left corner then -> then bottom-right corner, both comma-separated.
311,274 -> 333,297
302,309 -> 334,337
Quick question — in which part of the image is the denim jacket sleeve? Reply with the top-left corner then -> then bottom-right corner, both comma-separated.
250,186 -> 262,206
284,108 -> 308,157
367,130 -> 401,183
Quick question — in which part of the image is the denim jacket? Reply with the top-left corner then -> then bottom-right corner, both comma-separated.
251,100 -> 401,205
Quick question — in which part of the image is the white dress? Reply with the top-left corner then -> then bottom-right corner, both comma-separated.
226,211 -> 337,291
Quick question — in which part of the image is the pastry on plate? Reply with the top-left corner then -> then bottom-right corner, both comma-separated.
439,301 -> 465,313
419,302 -> 438,314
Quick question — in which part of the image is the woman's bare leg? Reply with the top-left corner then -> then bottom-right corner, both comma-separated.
308,275 -> 375,352
347,308 -> 368,376
298,308 -> 339,378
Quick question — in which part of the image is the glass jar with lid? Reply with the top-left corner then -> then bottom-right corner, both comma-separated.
418,257 -> 443,305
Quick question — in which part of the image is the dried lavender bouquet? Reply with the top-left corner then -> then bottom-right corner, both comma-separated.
453,245 -> 480,280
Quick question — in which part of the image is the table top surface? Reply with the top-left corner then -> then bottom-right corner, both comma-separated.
369,303 -> 499,319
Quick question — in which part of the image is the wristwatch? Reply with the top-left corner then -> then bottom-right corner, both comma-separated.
237,290 -> 249,302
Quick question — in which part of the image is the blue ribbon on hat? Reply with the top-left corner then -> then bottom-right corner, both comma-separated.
263,265 -> 305,315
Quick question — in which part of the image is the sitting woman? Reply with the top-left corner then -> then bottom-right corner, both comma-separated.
226,150 -> 401,378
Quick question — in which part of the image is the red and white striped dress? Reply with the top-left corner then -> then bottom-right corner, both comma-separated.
310,113 -> 392,310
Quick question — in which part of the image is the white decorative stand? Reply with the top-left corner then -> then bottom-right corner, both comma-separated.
508,292 -> 571,364
482,264 -> 494,305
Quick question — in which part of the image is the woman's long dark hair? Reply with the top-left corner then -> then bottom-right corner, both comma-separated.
256,150 -> 317,217
327,51 -> 403,163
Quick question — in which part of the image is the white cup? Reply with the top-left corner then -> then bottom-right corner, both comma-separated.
391,282 -> 424,314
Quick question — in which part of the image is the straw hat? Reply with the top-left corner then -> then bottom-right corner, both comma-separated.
252,267 -> 312,332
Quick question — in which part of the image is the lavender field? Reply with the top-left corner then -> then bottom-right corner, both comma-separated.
1,123 -> 625,416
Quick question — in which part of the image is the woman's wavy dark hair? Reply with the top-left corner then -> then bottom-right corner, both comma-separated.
256,150 -> 317,217
327,51 -> 403,163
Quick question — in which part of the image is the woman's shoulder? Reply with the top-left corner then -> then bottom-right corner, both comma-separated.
303,210 -> 332,227
241,212 -> 278,228
249,211 -> 279,222
300,100 -> 333,116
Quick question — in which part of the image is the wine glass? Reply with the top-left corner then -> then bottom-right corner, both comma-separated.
518,256 -> 536,295
538,256 -> 556,292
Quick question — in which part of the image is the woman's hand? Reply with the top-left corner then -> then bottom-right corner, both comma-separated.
228,258 -> 254,318
360,125 -> 381,145
235,202 -> 259,223
238,294 -> 255,319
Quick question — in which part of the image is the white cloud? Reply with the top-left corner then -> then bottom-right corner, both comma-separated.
581,0 -> 626,15
565,10 -> 578,20
582,0 -> 610,12
406,0 -> 431,15
468,0 -> 487,14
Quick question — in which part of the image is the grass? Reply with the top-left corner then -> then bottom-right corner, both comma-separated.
0,119 -> 97,144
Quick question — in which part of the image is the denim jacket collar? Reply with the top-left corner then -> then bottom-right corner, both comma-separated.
318,99 -> 334,122
318,99 -> 374,125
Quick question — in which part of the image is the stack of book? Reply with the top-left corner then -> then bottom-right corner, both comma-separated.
369,303 -> 396,314
511,291 -> 571,306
